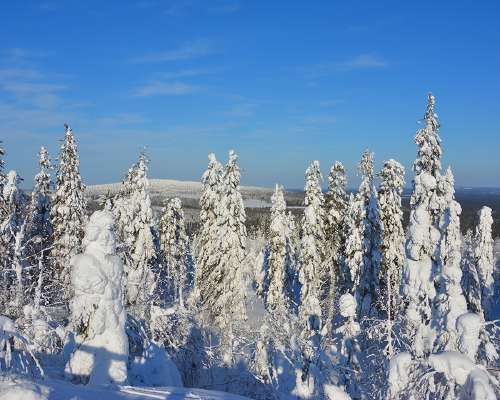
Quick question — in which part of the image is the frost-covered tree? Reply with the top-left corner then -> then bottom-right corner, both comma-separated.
342,194 -> 364,295
51,124 -> 87,302
266,184 -> 296,314
473,206 -> 495,320
336,293 -> 362,399
297,160 -> 325,390
113,153 -> 157,319
433,168 -> 467,351
377,159 -> 405,355
158,197 -> 192,307
323,161 -> 348,332
65,210 -> 128,385
461,230 -> 482,315
402,93 -> 443,356
214,150 -> 248,364
0,170 -> 28,315
194,153 -> 223,307
355,150 -> 382,320
24,147 -> 53,307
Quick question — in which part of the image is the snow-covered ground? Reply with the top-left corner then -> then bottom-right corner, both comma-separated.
0,378 -> 251,400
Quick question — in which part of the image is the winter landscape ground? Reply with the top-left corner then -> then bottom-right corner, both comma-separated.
2,2 -> 500,400
0,93 -> 499,399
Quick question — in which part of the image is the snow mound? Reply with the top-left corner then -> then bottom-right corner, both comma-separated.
0,378 -> 251,400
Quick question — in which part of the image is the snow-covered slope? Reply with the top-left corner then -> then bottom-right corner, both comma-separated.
88,179 -> 273,200
0,378 -> 251,400
87,179 -> 274,208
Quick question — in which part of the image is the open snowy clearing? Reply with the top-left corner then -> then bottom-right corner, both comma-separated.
0,378 -> 251,400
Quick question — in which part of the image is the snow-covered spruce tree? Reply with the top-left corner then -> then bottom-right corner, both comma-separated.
24,147 -> 53,308
473,206 -> 495,320
336,293 -> 362,399
194,153 -> 223,308
51,124 -> 87,303
355,149 -> 382,320
297,160 -> 325,393
266,184 -> 296,314
213,150 -> 248,365
323,161 -> 348,333
377,159 -> 405,356
461,229 -> 482,315
0,170 -> 28,315
158,197 -> 192,307
65,210 -> 128,385
401,93 -> 443,357
114,153 -> 158,319
342,193 -> 364,295
433,168 -> 467,352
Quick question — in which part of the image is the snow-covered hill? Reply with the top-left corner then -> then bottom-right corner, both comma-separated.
87,179 -> 274,207
0,378 -> 251,400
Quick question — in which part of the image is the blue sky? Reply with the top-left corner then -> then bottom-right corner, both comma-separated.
1,0 -> 499,189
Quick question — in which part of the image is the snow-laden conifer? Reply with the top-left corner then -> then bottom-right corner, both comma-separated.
342,194 -> 364,294
65,210 -> 128,385
433,168 -> 467,351
377,159 -> 405,355
115,153 -> 157,318
473,206 -> 495,320
266,184 -> 296,314
214,150 -> 248,364
1,170 -> 28,315
461,230 -> 482,315
158,197 -> 192,307
354,150 -> 382,320
401,94 -> 442,356
323,161 -> 348,332
24,148 -> 53,306
51,124 -> 87,302
194,153 -> 223,306
297,160 -> 325,390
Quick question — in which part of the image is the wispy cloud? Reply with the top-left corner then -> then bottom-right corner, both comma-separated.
297,54 -> 389,80
95,113 -> 146,126
131,40 -> 214,63
161,67 -> 224,80
133,81 -> 199,97
336,54 -> 388,70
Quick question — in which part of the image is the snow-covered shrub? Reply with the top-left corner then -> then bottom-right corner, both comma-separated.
150,305 -> 205,387
0,315 -> 43,378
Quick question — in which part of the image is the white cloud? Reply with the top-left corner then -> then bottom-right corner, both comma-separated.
131,40 -> 214,63
298,53 -> 388,80
133,81 -> 199,97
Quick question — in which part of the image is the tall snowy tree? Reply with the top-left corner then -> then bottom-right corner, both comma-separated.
24,147 -> 53,308
0,170 -> 28,315
461,230 -> 482,315
113,153 -> 157,319
51,124 -> 87,303
342,193 -> 364,294
214,150 -> 248,365
194,153 -> 223,307
297,160 -> 325,389
266,184 -> 296,314
355,149 -> 382,319
377,159 -> 405,356
158,197 -> 192,307
433,168 -> 467,351
323,161 -> 348,333
402,93 -> 443,356
473,206 -> 495,320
